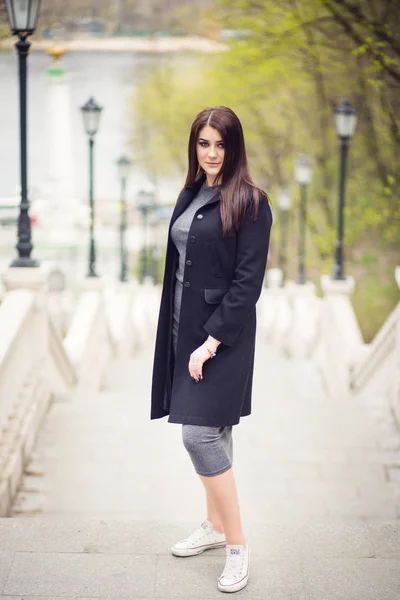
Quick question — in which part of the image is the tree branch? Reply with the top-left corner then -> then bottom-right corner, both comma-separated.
328,0 -> 400,58
323,0 -> 400,84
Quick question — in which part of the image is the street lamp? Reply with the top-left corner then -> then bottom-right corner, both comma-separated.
277,188 -> 291,285
136,188 -> 156,283
294,154 -> 313,285
116,155 -> 131,283
5,0 -> 41,267
332,98 -> 357,280
81,96 -> 103,277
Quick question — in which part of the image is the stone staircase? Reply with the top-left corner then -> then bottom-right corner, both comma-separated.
0,517 -> 399,599
1,339 -> 400,598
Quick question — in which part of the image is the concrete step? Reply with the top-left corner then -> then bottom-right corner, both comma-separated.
0,518 -> 399,599
10,342 -> 400,520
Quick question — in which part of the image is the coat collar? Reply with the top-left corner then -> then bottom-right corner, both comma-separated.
170,176 -> 221,229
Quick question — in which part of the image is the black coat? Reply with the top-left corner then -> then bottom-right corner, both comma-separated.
150,179 -> 273,427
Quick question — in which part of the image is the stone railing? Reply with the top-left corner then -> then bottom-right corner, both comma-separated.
350,307 -> 398,394
0,288 -> 76,515
349,267 -> 400,423
64,287 -> 114,394
313,275 -> 364,397
258,269 -> 321,359
258,267 -> 400,422
0,265 -> 157,516
131,278 -> 161,353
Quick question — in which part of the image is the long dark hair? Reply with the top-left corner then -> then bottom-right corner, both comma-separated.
183,106 -> 265,237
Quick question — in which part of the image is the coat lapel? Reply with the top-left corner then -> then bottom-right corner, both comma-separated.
206,191 -> 221,206
169,187 -> 196,230
169,179 -> 221,231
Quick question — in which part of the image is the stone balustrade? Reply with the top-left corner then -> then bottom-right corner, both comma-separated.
258,267 -> 400,422
1,258 -> 398,517
64,289 -> 114,394
313,275 -> 364,397
0,265 -> 158,515
258,269 -> 287,349
349,280 -> 400,424
0,288 -> 76,515
131,278 -> 161,353
259,269 -> 321,359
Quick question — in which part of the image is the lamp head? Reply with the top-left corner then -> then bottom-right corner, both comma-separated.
81,96 -> 103,137
5,0 -> 41,38
335,98 -> 357,140
117,155 -> 131,180
136,189 -> 154,208
277,188 -> 292,211
294,154 -> 313,185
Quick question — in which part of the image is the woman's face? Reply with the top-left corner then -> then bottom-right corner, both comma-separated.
196,125 -> 225,184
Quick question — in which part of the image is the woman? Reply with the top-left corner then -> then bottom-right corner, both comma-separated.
150,106 -> 273,593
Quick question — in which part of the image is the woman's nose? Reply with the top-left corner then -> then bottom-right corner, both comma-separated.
208,145 -> 217,158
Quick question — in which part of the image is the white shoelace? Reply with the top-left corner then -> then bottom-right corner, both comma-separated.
221,551 -> 245,579
181,524 -> 211,544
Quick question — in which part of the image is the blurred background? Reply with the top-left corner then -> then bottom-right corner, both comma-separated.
1,7 -> 400,588
0,0 -> 398,341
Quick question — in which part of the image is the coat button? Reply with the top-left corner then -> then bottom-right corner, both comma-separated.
186,259 -> 192,266
189,235 -> 196,243
184,281 -> 191,287
196,213 -> 203,220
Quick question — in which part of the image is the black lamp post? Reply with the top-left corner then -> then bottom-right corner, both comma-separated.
81,96 -> 103,278
277,188 -> 291,285
332,98 -> 357,280
136,189 -> 156,283
116,155 -> 131,283
5,0 -> 41,268
294,154 -> 313,285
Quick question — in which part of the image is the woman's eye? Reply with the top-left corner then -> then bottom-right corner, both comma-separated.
198,141 -> 224,148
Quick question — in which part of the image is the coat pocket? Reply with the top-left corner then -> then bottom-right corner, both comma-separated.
204,288 -> 229,304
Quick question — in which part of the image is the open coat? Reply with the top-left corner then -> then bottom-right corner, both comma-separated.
150,178 -> 273,427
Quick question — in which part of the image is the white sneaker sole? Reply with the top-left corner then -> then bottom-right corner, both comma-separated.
171,540 -> 226,557
218,548 -> 250,593
218,573 -> 249,593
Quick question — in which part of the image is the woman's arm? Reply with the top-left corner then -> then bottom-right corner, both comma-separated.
203,192 -> 273,347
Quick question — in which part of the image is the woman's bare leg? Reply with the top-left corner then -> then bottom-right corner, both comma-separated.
200,468 -> 246,547
206,493 -> 224,533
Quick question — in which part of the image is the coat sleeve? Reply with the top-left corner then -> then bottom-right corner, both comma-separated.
203,192 -> 273,347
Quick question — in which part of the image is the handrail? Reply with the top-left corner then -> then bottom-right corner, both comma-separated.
47,313 -> 77,387
0,290 -> 33,375
63,290 -> 113,392
350,302 -> 399,393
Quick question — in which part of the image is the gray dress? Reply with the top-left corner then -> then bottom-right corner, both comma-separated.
170,181 -> 221,357
170,180 -> 233,474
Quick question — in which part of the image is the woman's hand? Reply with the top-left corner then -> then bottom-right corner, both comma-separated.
188,343 -> 212,382
188,336 -> 221,382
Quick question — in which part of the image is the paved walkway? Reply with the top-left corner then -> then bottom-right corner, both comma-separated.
10,337 -> 400,522
1,336 -> 400,598
0,517 -> 399,599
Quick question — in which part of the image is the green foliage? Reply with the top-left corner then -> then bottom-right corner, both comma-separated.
0,25 -> 9,39
351,260 -> 399,342
132,0 -> 400,337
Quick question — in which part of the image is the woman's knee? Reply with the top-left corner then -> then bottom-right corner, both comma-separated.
182,425 -> 202,455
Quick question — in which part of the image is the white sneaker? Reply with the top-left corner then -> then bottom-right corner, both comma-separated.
171,520 -> 226,557
218,545 -> 250,593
